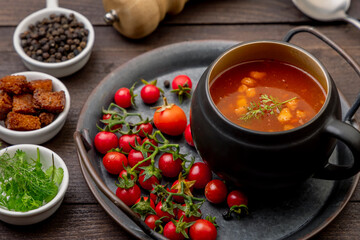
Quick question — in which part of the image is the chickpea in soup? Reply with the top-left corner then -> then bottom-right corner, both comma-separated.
210,60 -> 326,132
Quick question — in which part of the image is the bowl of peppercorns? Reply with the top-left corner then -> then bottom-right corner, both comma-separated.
13,1 -> 94,78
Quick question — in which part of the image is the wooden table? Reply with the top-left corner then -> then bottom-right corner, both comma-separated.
0,0 -> 359,239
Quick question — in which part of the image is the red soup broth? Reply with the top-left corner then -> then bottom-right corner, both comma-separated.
210,60 -> 326,132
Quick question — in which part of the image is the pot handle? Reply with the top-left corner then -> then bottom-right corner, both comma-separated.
73,129 -> 168,240
283,26 -> 360,179
315,118 -> 360,179
283,26 -> 360,123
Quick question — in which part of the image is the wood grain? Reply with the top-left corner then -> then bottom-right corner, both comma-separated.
0,0 -> 360,239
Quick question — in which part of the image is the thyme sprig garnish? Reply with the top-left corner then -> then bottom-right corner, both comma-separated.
240,94 -> 297,121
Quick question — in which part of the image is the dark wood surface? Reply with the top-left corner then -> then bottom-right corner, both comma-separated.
0,0 -> 359,239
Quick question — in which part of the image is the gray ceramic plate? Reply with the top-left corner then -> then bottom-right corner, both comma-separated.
76,40 -> 359,240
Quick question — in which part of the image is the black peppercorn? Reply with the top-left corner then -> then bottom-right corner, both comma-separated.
20,13 -> 89,63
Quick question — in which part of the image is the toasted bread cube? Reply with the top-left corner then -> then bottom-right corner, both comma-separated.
237,84 -> 248,93
0,91 -> 12,120
241,77 -> 257,87
39,112 -> 55,127
286,99 -> 298,111
0,75 -> 29,95
277,108 -> 292,123
246,88 -> 256,98
296,110 -> 306,119
235,106 -> 247,117
28,79 -> 53,92
236,97 -> 247,108
5,112 -> 41,131
283,124 -> 295,131
12,93 -> 37,114
33,89 -> 66,113
249,71 -> 266,79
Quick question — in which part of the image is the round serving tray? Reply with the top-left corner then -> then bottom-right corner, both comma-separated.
75,40 -> 359,240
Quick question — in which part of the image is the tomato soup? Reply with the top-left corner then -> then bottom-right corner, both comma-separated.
210,60 -> 326,132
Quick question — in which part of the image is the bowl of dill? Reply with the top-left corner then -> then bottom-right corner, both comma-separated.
0,144 -> 69,225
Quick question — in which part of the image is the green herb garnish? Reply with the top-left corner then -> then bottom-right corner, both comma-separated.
0,148 -> 64,212
240,94 -> 297,121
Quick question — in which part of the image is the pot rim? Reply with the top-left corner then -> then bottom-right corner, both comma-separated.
205,40 -> 332,135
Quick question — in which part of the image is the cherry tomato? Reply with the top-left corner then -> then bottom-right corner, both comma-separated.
115,184 -> 141,206
153,99 -> 187,136
227,190 -> 248,208
150,187 -> 158,203
136,122 -> 153,138
158,153 -> 182,178
102,114 -> 122,130
114,87 -> 132,108
142,137 -> 158,150
205,179 -> 227,204
184,124 -> 194,147
119,134 -> 141,153
144,214 -> 160,230
128,149 -> 151,171
172,75 -> 192,91
189,219 -> 217,240
102,152 -> 128,174
94,131 -> 118,154
138,170 -> 160,190
119,169 -> 135,180
170,180 -> 194,203
164,220 -> 188,240
141,84 -> 160,104
187,162 -> 212,189
155,201 -> 176,223
135,197 -> 156,209
176,204 -> 201,222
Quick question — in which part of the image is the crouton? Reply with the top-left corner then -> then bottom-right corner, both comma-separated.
39,112 -> 55,127
277,108 -> 292,123
33,89 -> 66,113
5,112 -> 41,131
246,88 -> 256,98
12,93 -> 37,114
0,75 -> 29,95
28,79 -> 53,92
0,91 -> 12,120
241,77 -> 257,87
249,71 -> 266,79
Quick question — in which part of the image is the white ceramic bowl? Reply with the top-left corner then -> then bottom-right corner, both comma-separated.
13,0 -> 95,78
0,71 -> 70,144
0,144 -> 69,225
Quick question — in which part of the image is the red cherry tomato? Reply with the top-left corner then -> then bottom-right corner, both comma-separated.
184,124 -> 194,147
205,179 -> 228,204
119,169 -> 135,180
128,149 -> 151,171
136,122 -> 153,138
135,197 -> 156,209
227,190 -> 248,208
144,214 -> 160,230
102,152 -> 128,174
102,114 -> 122,130
164,220 -> 188,240
114,87 -> 132,108
119,134 -> 141,153
189,219 -> 217,240
176,204 -> 201,223
141,84 -> 160,104
142,137 -> 158,150
153,100 -> 187,136
115,184 -> 141,206
94,131 -> 118,154
138,170 -> 161,190
170,180 -> 194,203
172,75 -> 192,91
158,153 -> 182,178
187,162 -> 212,189
155,201 -> 176,223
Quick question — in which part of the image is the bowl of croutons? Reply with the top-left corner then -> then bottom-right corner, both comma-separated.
0,71 -> 70,144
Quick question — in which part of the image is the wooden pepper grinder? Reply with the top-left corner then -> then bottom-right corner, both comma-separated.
103,0 -> 189,39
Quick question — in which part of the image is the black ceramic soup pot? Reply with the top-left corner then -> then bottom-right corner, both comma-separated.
190,40 -> 360,191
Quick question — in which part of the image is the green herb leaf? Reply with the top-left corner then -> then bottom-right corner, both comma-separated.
45,166 -> 64,185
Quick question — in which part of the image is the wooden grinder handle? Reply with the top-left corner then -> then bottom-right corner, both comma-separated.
103,0 -> 188,39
